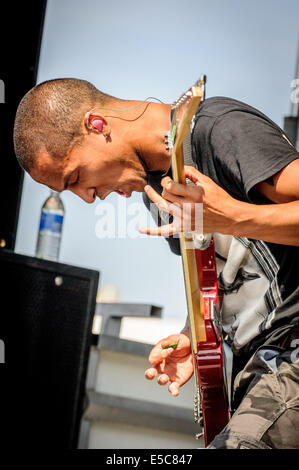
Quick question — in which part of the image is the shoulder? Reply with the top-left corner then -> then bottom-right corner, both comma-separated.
196,97 -> 281,130
196,96 -> 262,118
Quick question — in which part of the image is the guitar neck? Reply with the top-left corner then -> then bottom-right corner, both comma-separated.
171,83 -> 206,352
179,234 -> 207,351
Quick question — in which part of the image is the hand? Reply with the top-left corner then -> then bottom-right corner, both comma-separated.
145,333 -> 193,397
139,165 -> 241,236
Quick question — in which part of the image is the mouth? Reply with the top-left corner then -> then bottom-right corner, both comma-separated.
97,188 -> 132,200
115,189 -> 132,198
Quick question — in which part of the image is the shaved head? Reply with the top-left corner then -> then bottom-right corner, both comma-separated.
13,78 -> 114,172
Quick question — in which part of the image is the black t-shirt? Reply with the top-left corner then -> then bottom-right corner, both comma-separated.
143,97 -> 299,355
192,97 -> 298,204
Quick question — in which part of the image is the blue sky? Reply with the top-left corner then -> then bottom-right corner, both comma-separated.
16,0 -> 299,321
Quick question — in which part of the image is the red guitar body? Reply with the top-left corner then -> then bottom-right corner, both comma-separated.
194,239 -> 230,446
169,77 -> 230,447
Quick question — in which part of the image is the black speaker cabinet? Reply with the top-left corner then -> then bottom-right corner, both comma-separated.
0,1 -> 47,250
0,250 -> 99,449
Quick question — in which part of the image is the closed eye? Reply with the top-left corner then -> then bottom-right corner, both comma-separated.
71,172 -> 80,186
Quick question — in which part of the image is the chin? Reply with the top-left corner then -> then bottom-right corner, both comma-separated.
138,181 -> 148,192
131,175 -> 147,192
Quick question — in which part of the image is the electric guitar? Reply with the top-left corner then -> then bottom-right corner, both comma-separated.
169,77 -> 230,447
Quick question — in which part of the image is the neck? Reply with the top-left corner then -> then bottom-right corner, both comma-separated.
110,100 -> 172,173
134,102 -> 172,173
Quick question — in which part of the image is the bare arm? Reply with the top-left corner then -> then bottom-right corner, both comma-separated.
228,198 -> 299,246
139,160 -> 299,246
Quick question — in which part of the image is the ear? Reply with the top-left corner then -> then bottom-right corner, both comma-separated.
84,112 -> 111,138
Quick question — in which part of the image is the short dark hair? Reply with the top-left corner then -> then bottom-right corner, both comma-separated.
13,78 -> 114,172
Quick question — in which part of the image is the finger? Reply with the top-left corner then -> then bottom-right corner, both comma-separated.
138,223 -> 176,237
184,166 -> 207,186
145,367 -> 158,380
149,342 -> 177,365
157,374 -> 170,386
162,176 -> 187,193
161,178 -> 191,197
161,188 -> 185,204
157,199 -> 181,217
162,181 -> 203,203
160,338 -> 179,350
144,187 -> 181,218
143,185 -> 165,205
168,381 -> 180,397
161,190 -> 204,208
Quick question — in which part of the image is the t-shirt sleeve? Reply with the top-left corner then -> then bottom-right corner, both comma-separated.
209,111 -> 299,203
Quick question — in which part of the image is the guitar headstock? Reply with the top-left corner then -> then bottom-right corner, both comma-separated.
172,75 -> 206,112
170,76 -> 205,184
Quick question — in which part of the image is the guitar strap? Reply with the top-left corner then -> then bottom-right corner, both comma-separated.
182,126 -> 196,169
171,108 -> 198,173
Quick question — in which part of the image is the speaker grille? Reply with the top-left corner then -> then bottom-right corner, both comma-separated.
0,250 -> 99,448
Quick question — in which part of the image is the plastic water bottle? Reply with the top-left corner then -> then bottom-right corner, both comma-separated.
35,191 -> 65,261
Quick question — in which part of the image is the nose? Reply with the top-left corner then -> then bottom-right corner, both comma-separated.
70,187 -> 96,204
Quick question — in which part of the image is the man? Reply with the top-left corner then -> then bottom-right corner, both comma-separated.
14,78 -> 299,449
